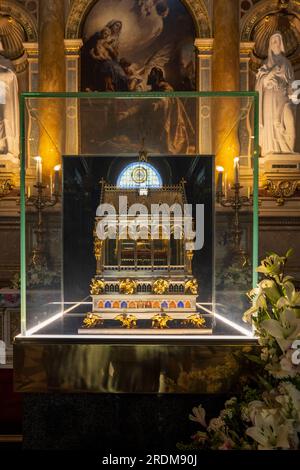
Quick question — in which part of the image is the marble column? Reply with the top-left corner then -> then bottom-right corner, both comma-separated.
212,0 -> 240,182
38,0 -> 66,174
195,38 -> 214,155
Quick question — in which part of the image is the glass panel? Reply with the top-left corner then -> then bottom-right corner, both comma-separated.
20,92 -> 259,338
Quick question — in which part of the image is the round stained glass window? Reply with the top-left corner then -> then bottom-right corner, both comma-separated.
117,162 -> 162,189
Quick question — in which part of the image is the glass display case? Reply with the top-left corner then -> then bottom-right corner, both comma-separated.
18,91 -> 259,340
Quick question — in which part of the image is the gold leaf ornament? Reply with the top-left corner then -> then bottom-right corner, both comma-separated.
151,312 -> 172,329
185,279 -> 199,295
183,314 -> 206,328
153,279 -> 169,295
119,279 -> 137,295
83,313 -> 103,328
90,278 -> 105,295
115,313 -> 137,329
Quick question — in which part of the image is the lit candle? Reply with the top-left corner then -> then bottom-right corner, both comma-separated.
224,173 -> 228,198
34,156 -> 42,184
234,157 -> 240,185
27,185 -> 31,198
54,164 -> 61,193
49,173 -> 53,197
216,166 -> 224,193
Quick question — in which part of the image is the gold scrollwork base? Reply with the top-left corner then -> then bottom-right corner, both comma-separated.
264,179 -> 300,206
0,179 -> 15,198
115,313 -> 137,329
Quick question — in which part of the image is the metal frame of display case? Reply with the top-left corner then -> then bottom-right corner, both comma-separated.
15,91 -> 260,393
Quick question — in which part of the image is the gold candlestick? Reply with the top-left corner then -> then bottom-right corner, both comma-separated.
216,182 -> 253,266
25,181 -> 60,269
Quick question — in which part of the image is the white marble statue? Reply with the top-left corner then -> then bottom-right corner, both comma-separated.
256,32 -> 296,156
0,47 -> 19,159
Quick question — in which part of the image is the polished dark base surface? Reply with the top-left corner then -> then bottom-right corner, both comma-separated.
23,393 -> 227,450
14,338 -> 258,393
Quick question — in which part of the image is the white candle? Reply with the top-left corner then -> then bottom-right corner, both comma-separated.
49,173 -> 53,197
54,164 -> 61,193
34,156 -> 42,184
216,166 -> 224,193
224,173 -> 228,198
234,157 -> 240,185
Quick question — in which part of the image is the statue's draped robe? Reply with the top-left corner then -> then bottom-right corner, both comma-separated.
256,50 -> 295,156
0,58 -> 19,157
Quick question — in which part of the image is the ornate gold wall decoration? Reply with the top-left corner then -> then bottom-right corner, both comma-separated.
0,179 -> 15,198
0,0 -> 37,42
152,279 -> 169,295
0,14 -> 25,60
66,0 -> 211,39
241,0 -> 300,45
264,179 -> 300,205
17,0 -> 38,20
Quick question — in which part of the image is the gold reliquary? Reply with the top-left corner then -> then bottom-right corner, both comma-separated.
81,159 -> 211,334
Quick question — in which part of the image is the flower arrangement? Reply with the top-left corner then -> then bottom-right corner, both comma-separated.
184,251 -> 300,450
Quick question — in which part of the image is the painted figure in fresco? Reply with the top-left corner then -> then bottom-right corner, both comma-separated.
105,19 -> 122,56
83,20 -> 129,91
146,67 -> 194,153
90,27 -> 115,62
116,67 -> 194,153
80,0 -> 196,154
256,32 -> 296,155
81,0 -> 195,93
119,58 -> 144,91
147,66 -> 173,91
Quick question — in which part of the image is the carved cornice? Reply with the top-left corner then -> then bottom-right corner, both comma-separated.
0,0 -> 37,42
264,178 -> 300,205
64,39 -> 83,55
194,38 -> 214,53
240,41 -> 256,55
23,42 -> 38,57
66,0 -> 211,39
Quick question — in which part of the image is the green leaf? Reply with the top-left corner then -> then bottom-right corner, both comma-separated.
244,354 -> 264,365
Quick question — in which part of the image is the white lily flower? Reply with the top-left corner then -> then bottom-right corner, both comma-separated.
246,411 -> 291,450
277,281 -> 300,316
261,309 -> 300,352
247,400 -> 265,424
260,279 -> 282,304
280,349 -> 300,378
189,405 -> 207,428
